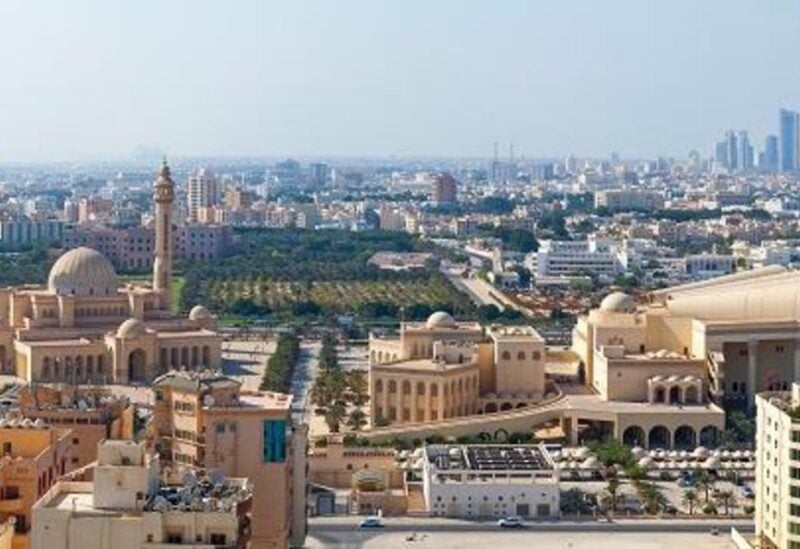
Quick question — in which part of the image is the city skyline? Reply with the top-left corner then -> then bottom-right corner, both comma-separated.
1,1 -> 799,162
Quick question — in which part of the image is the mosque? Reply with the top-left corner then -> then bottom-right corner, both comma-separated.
0,162 -> 221,384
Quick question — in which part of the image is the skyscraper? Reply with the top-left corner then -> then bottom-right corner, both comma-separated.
725,130 -> 738,171
763,134 -> 779,173
779,108 -> 800,172
737,130 -> 754,172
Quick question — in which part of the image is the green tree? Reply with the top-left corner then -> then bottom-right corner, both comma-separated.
310,369 -> 349,433
346,408 -> 368,431
714,489 -> 736,515
683,489 -> 698,515
695,472 -> 715,503
605,477 -> 621,513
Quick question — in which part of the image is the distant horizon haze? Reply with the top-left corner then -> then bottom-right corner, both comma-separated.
0,0 -> 798,162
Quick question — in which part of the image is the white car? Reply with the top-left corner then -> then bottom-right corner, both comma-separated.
498,516 -> 525,528
359,516 -> 383,528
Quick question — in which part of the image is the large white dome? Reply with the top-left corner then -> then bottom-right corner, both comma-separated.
599,291 -> 636,313
48,247 -> 118,297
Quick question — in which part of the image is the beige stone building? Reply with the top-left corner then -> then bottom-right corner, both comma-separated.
0,420 -> 75,549
0,162 -> 222,384
369,313 -> 546,425
573,267 -> 800,408
150,371 -> 306,549
31,440 -> 252,549
16,385 -> 134,469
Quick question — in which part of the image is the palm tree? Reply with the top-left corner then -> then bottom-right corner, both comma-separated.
695,472 -> 715,503
714,489 -> 736,515
310,369 -> 348,433
605,477 -> 621,513
683,489 -> 698,515
346,409 -> 368,432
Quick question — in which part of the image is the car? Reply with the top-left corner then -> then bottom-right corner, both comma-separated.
358,516 -> 383,528
710,527 -> 720,536
498,516 -> 525,528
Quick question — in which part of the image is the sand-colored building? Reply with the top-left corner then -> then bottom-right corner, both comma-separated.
16,386 -> 134,469
0,420 -> 75,549
0,162 -> 221,385
754,384 -> 800,549
573,266 -> 800,408
368,313 -> 547,425
150,371 -> 307,549
31,440 -> 252,549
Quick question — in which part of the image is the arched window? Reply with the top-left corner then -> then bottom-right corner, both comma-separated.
517,351 -> 526,360
430,384 -> 439,397
388,380 -> 397,393
375,380 -> 383,393
402,381 -> 411,395
532,351 -> 541,360
417,382 -> 426,395
501,351 -> 511,360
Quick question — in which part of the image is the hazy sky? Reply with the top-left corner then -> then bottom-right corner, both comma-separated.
1,0 -> 799,162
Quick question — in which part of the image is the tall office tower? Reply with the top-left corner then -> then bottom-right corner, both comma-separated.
432,173 -> 458,205
187,168 -> 220,223
779,108 -> 800,172
764,134 -> 780,173
309,162 -> 329,187
725,130 -> 739,171
737,131 -> 754,171
713,140 -> 729,171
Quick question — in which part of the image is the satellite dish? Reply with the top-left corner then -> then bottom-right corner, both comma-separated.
152,496 -> 170,512
210,470 -> 225,486
203,394 -> 215,407
182,471 -> 198,488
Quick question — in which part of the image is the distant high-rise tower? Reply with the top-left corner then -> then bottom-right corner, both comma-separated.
737,131 -> 754,172
725,130 -> 738,172
713,140 -> 729,172
187,168 -> 220,223
153,160 -> 175,310
432,173 -> 458,206
779,108 -> 800,172
764,134 -> 779,173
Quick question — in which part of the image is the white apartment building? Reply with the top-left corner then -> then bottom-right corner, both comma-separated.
422,445 -> 559,519
528,238 -> 620,279
754,384 -> 800,549
594,189 -> 665,211
187,168 -> 221,224
32,440 -> 253,549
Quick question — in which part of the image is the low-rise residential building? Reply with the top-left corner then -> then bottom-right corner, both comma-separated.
422,444 -> 559,519
150,371 -> 307,549
16,386 -> 134,469
0,420 -> 75,549
31,439 -> 252,549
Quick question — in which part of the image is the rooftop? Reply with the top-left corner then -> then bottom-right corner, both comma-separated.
425,444 -> 553,473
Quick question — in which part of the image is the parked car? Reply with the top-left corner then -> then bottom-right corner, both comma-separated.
359,516 -> 383,528
498,516 -> 525,528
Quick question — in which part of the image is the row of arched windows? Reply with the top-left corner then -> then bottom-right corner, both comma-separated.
499,350 -> 542,361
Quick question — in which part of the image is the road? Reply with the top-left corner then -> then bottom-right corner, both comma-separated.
453,276 -> 507,310
291,340 -> 321,424
308,516 -> 750,547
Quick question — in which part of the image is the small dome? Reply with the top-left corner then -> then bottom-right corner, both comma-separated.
189,305 -> 212,321
426,311 -> 457,329
48,247 -> 118,297
599,291 -> 636,313
117,318 -> 146,339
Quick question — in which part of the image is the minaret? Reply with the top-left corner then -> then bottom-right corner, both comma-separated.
153,159 -> 175,310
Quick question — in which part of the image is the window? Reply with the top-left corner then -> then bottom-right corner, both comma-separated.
517,351 -> 526,360
2,442 -> 11,455
263,419 -> 287,463
209,533 -> 227,545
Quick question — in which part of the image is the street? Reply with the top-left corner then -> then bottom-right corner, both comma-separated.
308,516 -> 749,547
